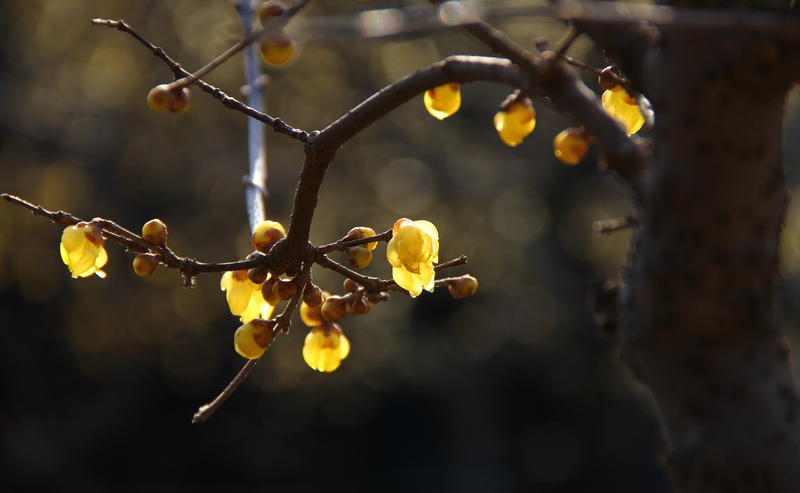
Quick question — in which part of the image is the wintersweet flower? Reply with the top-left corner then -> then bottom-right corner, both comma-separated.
60,223 -> 108,278
252,219 -> 286,254
601,86 -> 644,136
302,323 -> 350,372
386,218 -> 439,297
553,127 -> 590,165
234,319 -> 276,360
493,99 -> 536,147
424,83 -> 461,120
220,270 -> 273,322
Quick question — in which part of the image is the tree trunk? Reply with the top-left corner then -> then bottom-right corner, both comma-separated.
617,4 -> 800,492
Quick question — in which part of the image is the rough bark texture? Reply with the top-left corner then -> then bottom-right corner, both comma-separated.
606,2 -> 800,491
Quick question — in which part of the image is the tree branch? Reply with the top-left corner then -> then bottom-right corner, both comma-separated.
91,18 -> 308,143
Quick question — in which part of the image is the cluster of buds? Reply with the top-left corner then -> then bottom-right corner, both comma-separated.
343,226 -> 378,269
220,220 -> 288,323
147,84 -> 191,114
299,285 -> 353,372
257,1 -> 295,66
133,218 -> 168,277
59,218 -> 171,280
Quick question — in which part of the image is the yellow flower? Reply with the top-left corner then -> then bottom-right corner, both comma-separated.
234,319 -> 276,360
424,83 -> 461,120
493,99 -> 536,147
553,127 -> 590,165
60,223 -> 108,278
601,87 -> 644,136
251,219 -> 286,254
386,218 -> 439,297
260,31 -> 295,66
302,323 -> 350,372
220,270 -> 274,322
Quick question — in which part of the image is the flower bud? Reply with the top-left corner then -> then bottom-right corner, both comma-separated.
302,282 -> 323,308
301,296 -> 326,327
344,226 -> 378,251
247,267 -> 268,285
346,246 -> 372,269
234,318 -> 277,359
133,254 -> 159,277
260,30 -> 295,66
347,297 -> 371,316
553,127 -> 590,166
273,278 -> 298,301
343,278 -> 359,293
142,219 -> 167,246
493,99 -> 536,147
252,220 -> 286,254
321,295 -> 348,321
256,0 -> 286,25
424,83 -> 461,120
598,66 -> 620,91
448,275 -> 479,299
261,277 -> 282,306
148,84 -> 190,114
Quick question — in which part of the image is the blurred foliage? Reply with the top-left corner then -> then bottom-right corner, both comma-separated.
6,0 -> 798,491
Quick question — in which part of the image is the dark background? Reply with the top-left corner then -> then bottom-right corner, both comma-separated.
2,1 -> 800,492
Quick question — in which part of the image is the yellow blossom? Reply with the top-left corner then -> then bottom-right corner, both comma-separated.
386,218 -> 439,297
601,87 -> 644,136
234,319 -> 276,360
252,220 -> 286,254
220,270 -> 273,322
424,83 -> 461,120
493,99 -> 536,147
553,127 -> 590,165
302,323 -> 350,372
60,223 -> 108,278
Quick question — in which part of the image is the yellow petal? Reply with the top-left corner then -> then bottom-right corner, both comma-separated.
339,333 -> 350,360
418,262 -> 436,293
220,271 -> 233,291
393,266 -> 423,297
226,280 -> 256,316
414,220 -> 438,240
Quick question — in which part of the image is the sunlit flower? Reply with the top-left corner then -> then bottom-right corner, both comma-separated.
302,323 -> 350,372
601,87 -> 644,136
60,223 -> 108,278
386,218 -> 439,297
553,127 -> 590,165
260,31 -> 295,66
252,219 -> 286,254
493,99 -> 536,147
424,83 -> 461,120
220,270 -> 273,322
234,319 -> 276,360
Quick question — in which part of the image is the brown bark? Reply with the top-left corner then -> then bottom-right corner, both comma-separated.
591,4 -> 800,491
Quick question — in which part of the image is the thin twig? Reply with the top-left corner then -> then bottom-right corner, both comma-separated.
316,229 -> 393,255
191,359 -> 258,424
164,0 -> 311,90
1,194 -> 265,276
593,215 -> 639,234
191,263 -> 311,424
90,18 -> 308,143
